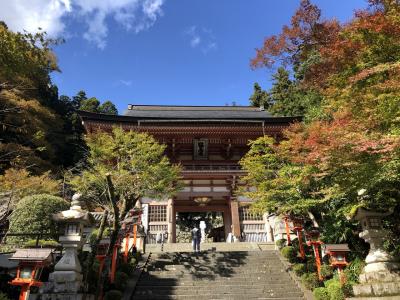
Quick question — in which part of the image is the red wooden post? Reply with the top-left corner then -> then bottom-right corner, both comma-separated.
283,216 -> 291,245
123,233 -> 130,263
133,224 -> 137,248
19,285 -> 29,300
313,243 -> 323,281
110,242 -> 119,283
297,230 -> 305,260
306,229 -> 324,281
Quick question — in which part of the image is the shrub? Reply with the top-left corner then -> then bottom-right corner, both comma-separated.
24,239 -> 60,248
301,272 -> 320,290
292,263 -> 306,276
114,271 -> 129,290
344,257 -> 365,283
320,264 -> 334,279
313,287 -> 329,300
8,194 -> 68,243
0,293 -> 10,300
306,258 -> 317,272
281,246 -> 297,263
118,262 -> 134,276
275,239 -> 287,250
104,290 -> 122,300
325,278 -> 345,300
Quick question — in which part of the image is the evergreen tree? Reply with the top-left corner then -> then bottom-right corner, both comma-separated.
72,90 -> 87,110
80,97 -> 101,113
99,100 -> 118,115
269,67 -> 304,117
249,83 -> 270,108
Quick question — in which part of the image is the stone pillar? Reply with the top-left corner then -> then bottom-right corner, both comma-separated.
167,199 -> 174,243
230,200 -> 240,241
264,213 -> 274,242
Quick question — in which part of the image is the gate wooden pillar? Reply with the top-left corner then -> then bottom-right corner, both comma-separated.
230,199 -> 240,240
167,198 -> 175,243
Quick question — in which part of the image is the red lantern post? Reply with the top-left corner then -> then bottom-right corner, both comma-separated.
9,248 -> 53,300
306,229 -> 324,281
291,216 -> 305,260
110,238 -> 121,283
283,215 -> 292,245
96,239 -> 110,278
324,244 -> 350,285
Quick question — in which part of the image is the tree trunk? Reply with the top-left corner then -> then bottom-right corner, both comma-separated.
97,174 -> 120,299
84,209 -> 108,291
308,211 -> 319,228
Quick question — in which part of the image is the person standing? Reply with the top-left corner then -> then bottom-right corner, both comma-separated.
191,225 -> 201,252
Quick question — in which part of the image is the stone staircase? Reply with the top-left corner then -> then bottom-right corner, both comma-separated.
145,242 -> 276,253
132,249 -> 305,300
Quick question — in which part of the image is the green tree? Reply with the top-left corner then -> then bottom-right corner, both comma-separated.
99,100 -> 118,115
80,97 -> 101,113
72,90 -> 87,110
269,67 -> 304,116
8,194 -> 68,244
69,127 -> 181,289
0,168 -> 60,224
249,83 -> 270,108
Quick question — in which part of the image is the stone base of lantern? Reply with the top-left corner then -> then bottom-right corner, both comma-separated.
350,268 -> 400,298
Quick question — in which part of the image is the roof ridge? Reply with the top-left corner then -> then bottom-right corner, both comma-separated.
127,105 -> 263,111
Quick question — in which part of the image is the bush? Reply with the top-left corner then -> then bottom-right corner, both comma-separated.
281,246 -> 297,263
8,194 -> 68,243
292,263 -> 306,276
104,290 -> 122,300
306,258 -> 317,272
275,239 -> 287,250
114,271 -> 129,291
301,272 -> 320,290
118,262 -> 134,276
320,264 -> 334,279
344,257 -> 365,283
325,278 -> 344,300
313,287 -> 329,300
24,239 -> 60,248
0,293 -> 10,300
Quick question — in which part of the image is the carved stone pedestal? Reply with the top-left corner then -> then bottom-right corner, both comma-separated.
349,208 -> 400,299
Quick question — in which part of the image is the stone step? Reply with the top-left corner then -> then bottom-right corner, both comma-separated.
135,286 -> 300,294
132,249 -> 304,300
146,242 -> 276,253
132,293 -> 304,300
136,278 -> 297,286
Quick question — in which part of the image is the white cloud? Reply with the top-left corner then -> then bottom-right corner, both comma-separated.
119,79 -> 133,86
0,0 -> 165,49
184,26 -> 217,54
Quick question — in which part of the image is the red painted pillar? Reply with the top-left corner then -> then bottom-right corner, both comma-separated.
110,244 -> 119,283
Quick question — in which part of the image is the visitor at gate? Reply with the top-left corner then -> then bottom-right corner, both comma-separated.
191,225 -> 201,252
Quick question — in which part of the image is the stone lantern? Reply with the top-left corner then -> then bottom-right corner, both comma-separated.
40,193 -> 93,300
350,207 -> 400,298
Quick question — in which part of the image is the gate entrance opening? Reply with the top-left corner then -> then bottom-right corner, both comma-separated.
175,212 -> 225,243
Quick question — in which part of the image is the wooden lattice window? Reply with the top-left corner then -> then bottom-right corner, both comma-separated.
149,205 -> 167,222
239,206 -> 263,221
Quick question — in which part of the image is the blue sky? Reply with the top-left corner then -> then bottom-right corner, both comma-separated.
1,0 -> 367,113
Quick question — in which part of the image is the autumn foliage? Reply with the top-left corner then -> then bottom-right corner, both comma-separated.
243,0 -> 400,216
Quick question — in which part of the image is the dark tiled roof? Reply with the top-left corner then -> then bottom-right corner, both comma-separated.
10,248 -> 53,261
124,105 -> 274,120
